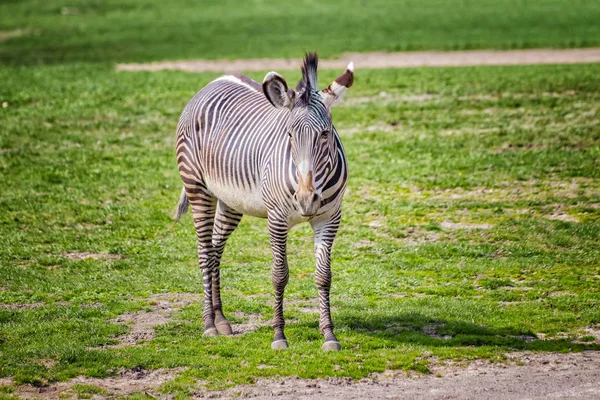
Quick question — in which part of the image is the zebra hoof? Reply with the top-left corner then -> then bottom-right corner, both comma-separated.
215,322 -> 233,336
271,339 -> 289,350
203,327 -> 218,337
322,341 -> 341,352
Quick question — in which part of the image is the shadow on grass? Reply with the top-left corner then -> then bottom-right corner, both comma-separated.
296,312 -> 600,353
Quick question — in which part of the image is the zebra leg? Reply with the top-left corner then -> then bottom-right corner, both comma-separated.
211,200 -> 243,336
268,212 -> 290,350
311,212 -> 342,352
189,191 -> 219,337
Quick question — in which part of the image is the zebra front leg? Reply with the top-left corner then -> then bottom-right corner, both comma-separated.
268,212 -> 290,349
190,195 -> 219,337
211,201 -> 243,335
312,213 -> 342,351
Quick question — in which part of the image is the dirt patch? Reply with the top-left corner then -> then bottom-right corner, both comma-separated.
342,92 -> 438,106
581,326 -> 600,344
410,178 -> 596,204
494,142 -> 552,153
0,377 -> 13,387
286,297 -> 325,316
0,302 -> 45,310
540,203 -> 580,223
117,48 -> 600,73
0,301 -> 75,310
398,227 -> 443,247
230,310 -> 305,334
353,239 -> 377,249
230,311 -> 272,335
342,123 -> 405,135
4,353 -> 600,398
422,324 -> 452,341
440,221 -> 493,230
8,367 -> 183,399
0,29 -> 29,43
200,351 -> 600,399
62,252 -> 124,260
108,293 -> 197,347
440,127 -> 502,136
38,359 -> 57,369
363,212 -> 494,247
545,212 -> 579,223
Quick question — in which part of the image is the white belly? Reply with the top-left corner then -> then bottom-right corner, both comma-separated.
208,182 -> 268,218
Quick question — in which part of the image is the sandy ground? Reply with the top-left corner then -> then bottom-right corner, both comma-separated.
3,294 -> 598,398
0,368 -> 183,399
207,351 -> 600,400
2,351 -> 598,399
117,48 -> 600,73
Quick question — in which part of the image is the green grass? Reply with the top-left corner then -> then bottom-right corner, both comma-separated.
1,62 -> 599,396
2,1 -> 599,396
72,384 -> 105,399
1,0 -> 600,65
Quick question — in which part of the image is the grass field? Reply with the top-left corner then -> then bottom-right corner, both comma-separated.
1,0 -> 600,397
1,62 -> 599,396
1,0 -> 600,65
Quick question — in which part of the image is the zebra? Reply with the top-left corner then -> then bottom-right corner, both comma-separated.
174,52 -> 353,352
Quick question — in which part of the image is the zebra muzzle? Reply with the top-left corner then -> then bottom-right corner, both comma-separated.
295,171 -> 321,217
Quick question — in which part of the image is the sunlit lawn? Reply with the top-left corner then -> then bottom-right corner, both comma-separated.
1,63 -> 599,395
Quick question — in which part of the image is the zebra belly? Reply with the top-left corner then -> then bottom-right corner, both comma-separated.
208,182 -> 268,218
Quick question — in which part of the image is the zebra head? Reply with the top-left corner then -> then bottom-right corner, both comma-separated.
262,52 -> 354,216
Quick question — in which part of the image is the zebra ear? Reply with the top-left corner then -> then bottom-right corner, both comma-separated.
320,62 -> 354,108
263,72 -> 295,110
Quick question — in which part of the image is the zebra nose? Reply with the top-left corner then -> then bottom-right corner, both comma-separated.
311,192 -> 320,204
294,190 -> 321,216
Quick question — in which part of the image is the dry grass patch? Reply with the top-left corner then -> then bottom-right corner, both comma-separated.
411,178 -> 596,203
209,352 -> 600,400
580,326 -> 600,344
398,227 -> 443,247
0,302 -> 45,310
0,301 -> 87,310
422,324 -> 452,340
62,252 -> 124,261
342,92 -> 438,107
108,293 -> 197,347
440,221 -> 493,230
230,311 -> 272,335
545,212 -> 579,223
340,123 -> 404,136
0,29 -> 29,43
6,368 -> 183,399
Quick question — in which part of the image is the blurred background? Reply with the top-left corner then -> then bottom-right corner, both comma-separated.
1,0 -> 599,65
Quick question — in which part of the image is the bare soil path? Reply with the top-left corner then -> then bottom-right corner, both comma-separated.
117,48 -> 600,73
3,351 -> 598,399
207,351 -> 600,400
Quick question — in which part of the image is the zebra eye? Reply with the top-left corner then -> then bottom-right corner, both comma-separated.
320,130 -> 330,140
287,130 -> 292,138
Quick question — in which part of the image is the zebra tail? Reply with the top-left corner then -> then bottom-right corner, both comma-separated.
173,186 -> 189,223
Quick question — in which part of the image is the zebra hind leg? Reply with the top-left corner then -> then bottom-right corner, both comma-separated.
189,191 -> 219,337
211,200 -> 243,335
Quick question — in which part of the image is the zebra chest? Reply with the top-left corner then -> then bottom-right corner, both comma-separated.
207,181 -> 268,218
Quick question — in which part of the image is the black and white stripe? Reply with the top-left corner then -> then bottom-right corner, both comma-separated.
175,53 -> 352,351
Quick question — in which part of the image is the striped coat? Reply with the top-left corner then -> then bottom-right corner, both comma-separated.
175,53 -> 353,351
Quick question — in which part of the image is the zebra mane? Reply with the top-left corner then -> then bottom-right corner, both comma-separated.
296,52 -> 318,106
